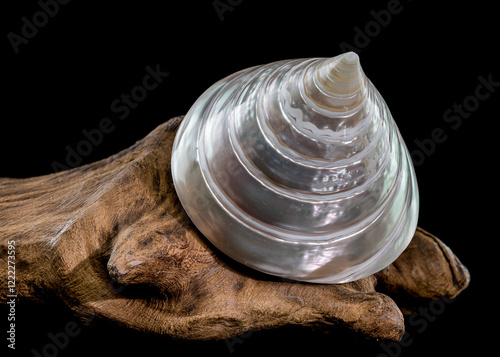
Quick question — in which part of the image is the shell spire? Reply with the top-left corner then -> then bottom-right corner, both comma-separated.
171,53 -> 419,284
319,51 -> 363,93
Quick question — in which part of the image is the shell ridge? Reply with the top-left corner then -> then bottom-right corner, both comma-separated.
171,52 -> 419,283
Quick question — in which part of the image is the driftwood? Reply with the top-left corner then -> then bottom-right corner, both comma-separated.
0,116 -> 470,341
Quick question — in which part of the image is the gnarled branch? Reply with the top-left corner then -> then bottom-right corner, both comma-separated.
0,116 -> 470,341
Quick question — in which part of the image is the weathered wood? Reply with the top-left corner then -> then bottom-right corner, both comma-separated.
0,116 -> 470,341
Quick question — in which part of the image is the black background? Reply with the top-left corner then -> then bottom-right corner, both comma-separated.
1,1 -> 496,356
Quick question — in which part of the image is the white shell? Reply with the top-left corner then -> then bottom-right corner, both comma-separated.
171,52 -> 419,283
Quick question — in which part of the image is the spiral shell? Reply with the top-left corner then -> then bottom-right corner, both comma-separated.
171,52 -> 419,283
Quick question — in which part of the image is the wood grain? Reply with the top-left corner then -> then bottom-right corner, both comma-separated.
0,116 -> 470,341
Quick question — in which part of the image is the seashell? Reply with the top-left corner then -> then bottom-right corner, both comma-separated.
171,52 -> 419,284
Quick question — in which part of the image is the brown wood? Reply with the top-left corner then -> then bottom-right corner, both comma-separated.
0,116 -> 470,341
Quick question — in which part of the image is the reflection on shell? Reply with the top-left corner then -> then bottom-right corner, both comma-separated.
171,52 -> 419,283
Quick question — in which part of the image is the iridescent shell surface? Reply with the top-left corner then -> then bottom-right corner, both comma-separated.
171,52 -> 419,283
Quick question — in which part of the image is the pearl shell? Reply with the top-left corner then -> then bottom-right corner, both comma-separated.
171,52 -> 419,283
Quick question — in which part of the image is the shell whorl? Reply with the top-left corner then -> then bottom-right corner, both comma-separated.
172,52 -> 419,283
